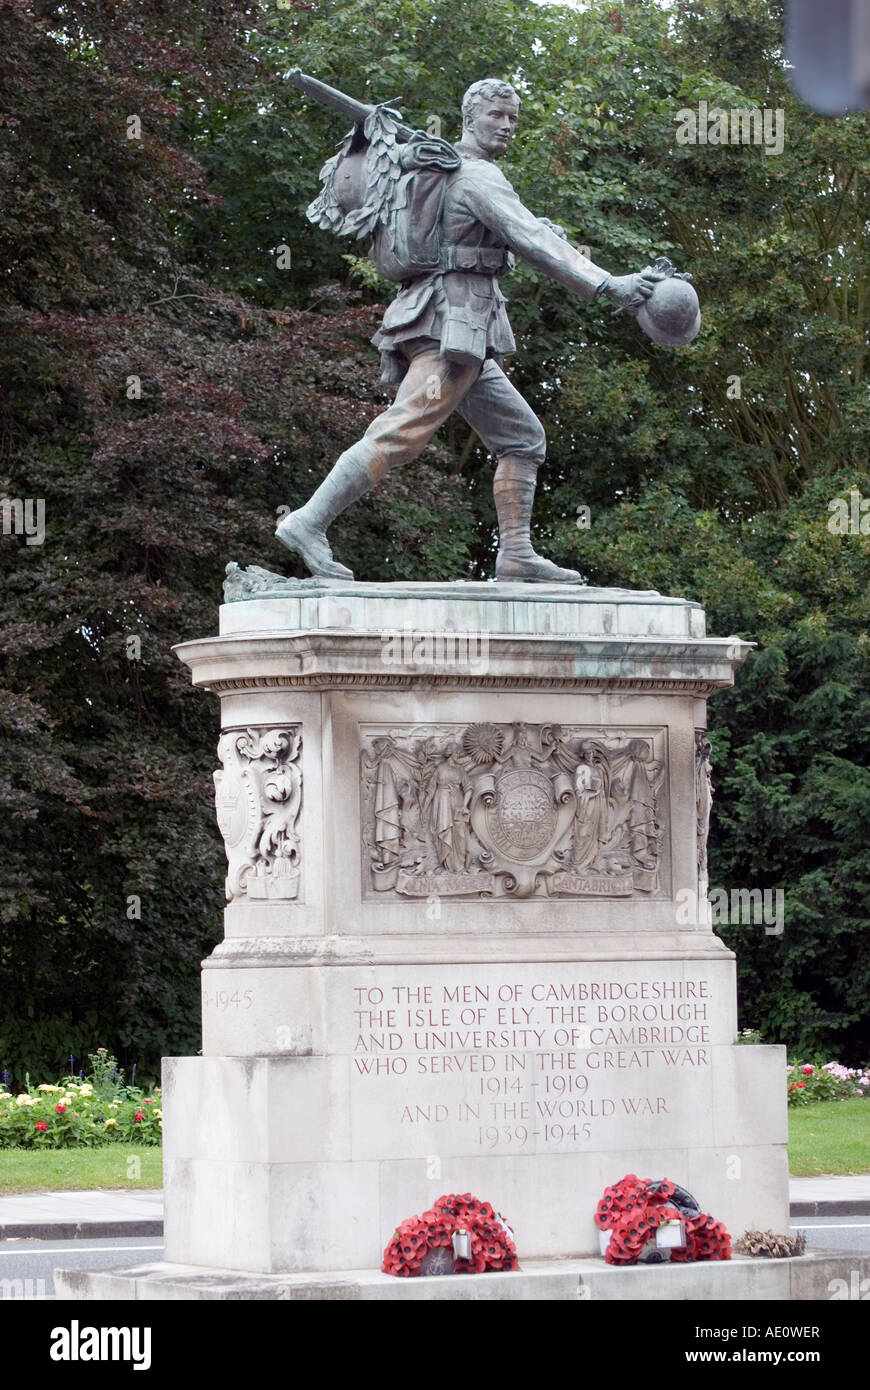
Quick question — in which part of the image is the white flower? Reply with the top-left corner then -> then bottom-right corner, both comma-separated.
15,1094 -> 35,1107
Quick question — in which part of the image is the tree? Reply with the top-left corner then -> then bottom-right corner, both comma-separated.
2,0 -> 868,1077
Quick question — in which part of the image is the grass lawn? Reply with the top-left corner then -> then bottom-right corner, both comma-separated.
788,1098 -> 870,1176
0,1145 -> 162,1195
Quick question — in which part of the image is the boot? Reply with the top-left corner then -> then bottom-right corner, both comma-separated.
493,456 -> 581,583
276,440 -> 375,580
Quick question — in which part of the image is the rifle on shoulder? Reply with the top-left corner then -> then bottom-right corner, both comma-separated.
287,68 -> 415,143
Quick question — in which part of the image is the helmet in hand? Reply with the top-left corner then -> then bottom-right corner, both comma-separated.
636,259 -> 701,346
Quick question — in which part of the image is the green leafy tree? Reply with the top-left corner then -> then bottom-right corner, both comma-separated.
2,0 -> 868,1078
0,0 -> 471,1081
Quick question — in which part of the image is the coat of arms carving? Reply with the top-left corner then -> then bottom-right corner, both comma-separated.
214,727 -> 303,901
360,722 -> 667,900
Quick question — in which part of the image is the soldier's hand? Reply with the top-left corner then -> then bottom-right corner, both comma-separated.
601,266 -> 666,315
537,217 -> 568,241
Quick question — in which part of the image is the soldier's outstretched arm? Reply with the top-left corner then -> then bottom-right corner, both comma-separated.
461,164 -> 660,310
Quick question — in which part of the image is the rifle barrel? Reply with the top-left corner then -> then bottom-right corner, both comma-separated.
287,67 -> 414,141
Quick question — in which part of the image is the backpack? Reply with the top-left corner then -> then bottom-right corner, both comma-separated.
308,107 -> 461,282
369,151 -> 457,282
308,106 -> 513,284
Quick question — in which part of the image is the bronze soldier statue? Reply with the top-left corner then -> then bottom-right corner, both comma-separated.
278,73 -> 699,583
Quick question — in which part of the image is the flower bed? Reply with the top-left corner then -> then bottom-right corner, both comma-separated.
787,1061 -> 870,1107
0,1051 -> 162,1148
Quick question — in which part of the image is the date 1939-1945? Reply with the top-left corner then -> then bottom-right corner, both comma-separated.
478,1123 -> 592,1148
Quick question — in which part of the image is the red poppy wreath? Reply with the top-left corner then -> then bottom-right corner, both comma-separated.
595,1174 -> 731,1265
382,1192 -> 519,1277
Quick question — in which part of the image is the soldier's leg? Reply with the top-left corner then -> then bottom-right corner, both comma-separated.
276,340 -> 479,579
457,360 -> 581,583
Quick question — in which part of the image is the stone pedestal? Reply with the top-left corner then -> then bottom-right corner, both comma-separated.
163,573 -> 787,1275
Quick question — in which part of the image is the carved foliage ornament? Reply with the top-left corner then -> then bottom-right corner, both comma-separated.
361,722 -> 667,900
695,730 -> 713,880
214,727 -> 302,901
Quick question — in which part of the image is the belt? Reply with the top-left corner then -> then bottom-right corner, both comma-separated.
439,245 -> 513,275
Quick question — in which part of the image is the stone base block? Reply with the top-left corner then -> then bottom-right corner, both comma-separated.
162,1047 -> 788,1273
55,1251 -> 869,1302
166,581 -> 788,1286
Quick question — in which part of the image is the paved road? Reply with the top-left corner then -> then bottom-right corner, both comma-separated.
0,1236 -> 164,1299
793,1216 -> 870,1256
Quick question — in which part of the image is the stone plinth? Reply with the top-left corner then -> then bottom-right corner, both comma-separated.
163,572 -> 787,1275
56,1250 -> 869,1302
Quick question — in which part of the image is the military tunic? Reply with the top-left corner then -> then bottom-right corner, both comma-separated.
372,150 -> 611,382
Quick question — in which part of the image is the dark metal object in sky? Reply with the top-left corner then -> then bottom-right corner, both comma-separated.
787,0 -> 870,114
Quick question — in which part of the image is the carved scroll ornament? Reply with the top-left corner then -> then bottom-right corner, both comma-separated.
695,730 -> 713,882
214,727 -> 302,901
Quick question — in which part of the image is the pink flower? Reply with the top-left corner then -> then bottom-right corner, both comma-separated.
796,1082 -> 807,1088
34,1121 -> 48,1132
802,1065 -> 814,1075
55,1104 -> 66,1113
134,1111 -> 144,1122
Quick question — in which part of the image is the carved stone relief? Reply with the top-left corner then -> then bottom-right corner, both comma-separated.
214,727 -> 302,901
695,730 -> 713,885
360,722 -> 668,900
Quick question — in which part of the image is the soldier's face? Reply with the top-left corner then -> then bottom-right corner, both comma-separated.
470,97 -> 520,156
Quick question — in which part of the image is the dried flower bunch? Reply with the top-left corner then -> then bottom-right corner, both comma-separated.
735,1229 -> 807,1259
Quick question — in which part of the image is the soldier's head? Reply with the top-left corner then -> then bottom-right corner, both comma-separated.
461,79 -> 520,159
